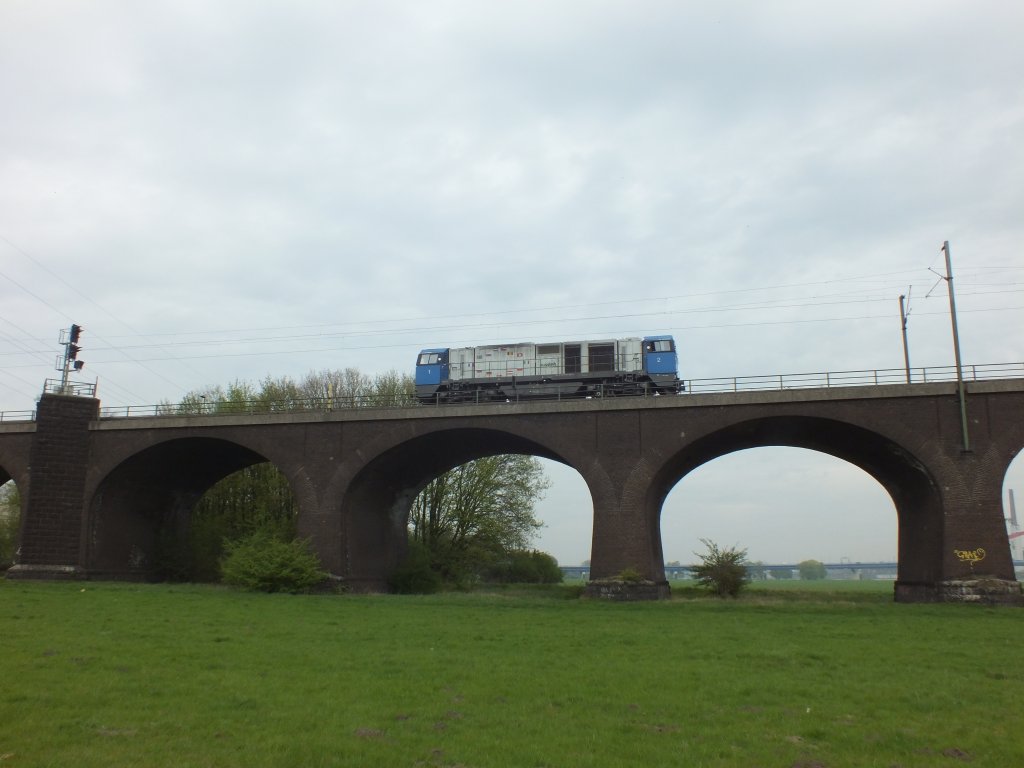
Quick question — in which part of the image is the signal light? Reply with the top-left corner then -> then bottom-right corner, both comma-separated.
68,344 -> 81,360
69,324 -> 82,344
73,361 -> 85,371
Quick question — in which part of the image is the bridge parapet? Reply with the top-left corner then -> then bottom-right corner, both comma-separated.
79,377 -> 1024,431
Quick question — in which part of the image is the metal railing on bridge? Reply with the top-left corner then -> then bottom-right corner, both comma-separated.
2,361 -> 1022,423
42,379 -> 97,398
0,408 -> 37,423
98,394 -> 417,419
684,361 -> 1024,394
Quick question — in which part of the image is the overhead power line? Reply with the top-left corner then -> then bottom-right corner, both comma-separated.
0,232 -> 202,393
1,304 -> 1015,367
3,284 -> 1021,358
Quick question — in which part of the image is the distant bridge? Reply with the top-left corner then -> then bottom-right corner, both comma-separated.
559,563 -> 903,580
561,560 -> 1024,580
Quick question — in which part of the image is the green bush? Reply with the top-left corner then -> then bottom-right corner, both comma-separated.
189,464 -> 298,582
484,550 -> 564,584
799,559 -> 828,580
389,540 -> 443,594
512,550 -> 563,584
691,539 -> 750,598
613,567 -> 648,584
220,532 -> 326,593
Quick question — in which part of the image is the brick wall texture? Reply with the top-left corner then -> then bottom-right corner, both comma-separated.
17,395 -> 98,566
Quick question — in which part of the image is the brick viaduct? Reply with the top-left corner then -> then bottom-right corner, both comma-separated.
1,380 -> 1022,602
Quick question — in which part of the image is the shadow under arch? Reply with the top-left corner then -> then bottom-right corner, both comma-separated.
1,464 -> 22,507
648,415 -> 942,588
341,427 -> 570,591
0,443 -> 30,496
0,467 -> 16,516
86,437 -> 282,579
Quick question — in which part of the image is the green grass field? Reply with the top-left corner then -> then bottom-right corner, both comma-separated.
2,580 -> 1021,767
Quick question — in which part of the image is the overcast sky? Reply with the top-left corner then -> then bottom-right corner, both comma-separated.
2,1 -> 1023,565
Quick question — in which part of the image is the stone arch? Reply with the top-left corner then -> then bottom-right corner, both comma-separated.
85,436 -> 301,579
647,415 -> 942,588
339,427 -> 571,591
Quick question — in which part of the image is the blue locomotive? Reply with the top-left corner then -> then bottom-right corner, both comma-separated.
415,335 -> 680,403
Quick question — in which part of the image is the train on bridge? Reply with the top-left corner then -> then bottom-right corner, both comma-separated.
415,335 -> 681,404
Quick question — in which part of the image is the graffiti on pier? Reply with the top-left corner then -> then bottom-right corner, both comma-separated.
953,548 -> 986,565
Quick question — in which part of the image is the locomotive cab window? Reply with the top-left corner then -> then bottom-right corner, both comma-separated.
646,340 -> 673,352
418,353 -> 441,365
